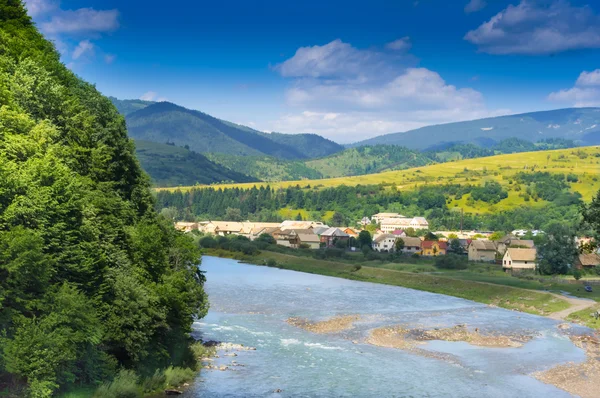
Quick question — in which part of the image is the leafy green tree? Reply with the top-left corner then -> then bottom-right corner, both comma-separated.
331,211 -> 345,226
536,222 -> 578,275
225,207 -> 243,221
358,230 -> 372,248
395,238 -> 405,253
449,239 -> 463,254
583,189 -> 600,237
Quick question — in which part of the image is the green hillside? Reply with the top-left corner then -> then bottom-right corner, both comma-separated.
117,99 -> 343,159
355,108 -> 600,150
0,2 -> 207,396
135,140 -> 257,186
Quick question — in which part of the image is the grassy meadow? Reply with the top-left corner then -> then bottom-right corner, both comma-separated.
158,146 -> 600,213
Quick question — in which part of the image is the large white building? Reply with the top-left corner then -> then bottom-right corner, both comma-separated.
380,217 -> 429,233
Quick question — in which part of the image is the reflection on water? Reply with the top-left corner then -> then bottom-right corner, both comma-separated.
185,256 -> 586,397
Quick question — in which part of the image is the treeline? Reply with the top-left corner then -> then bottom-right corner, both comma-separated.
0,3 -> 207,397
156,171 -> 585,232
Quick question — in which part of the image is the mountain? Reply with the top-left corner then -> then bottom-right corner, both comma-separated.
353,108 -> 600,150
0,2 -> 207,395
113,99 -> 344,159
135,140 -> 257,186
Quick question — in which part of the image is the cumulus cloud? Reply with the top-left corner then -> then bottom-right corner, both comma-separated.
140,91 -> 158,101
23,0 -> 57,17
385,37 -> 411,51
465,0 -> 600,55
72,40 -> 94,60
464,0 -> 486,13
548,69 -> 600,106
270,39 -> 503,142
42,8 -> 120,35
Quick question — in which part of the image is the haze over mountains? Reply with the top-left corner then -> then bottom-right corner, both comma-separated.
111,98 -> 600,186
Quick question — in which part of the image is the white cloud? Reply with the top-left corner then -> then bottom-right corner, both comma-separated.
42,8 -> 120,35
270,39 -> 504,142
104,54 -> 116,64
465,1 -> 600,55
72,40 -> 94,60
140,91 -> 158,101
385,37 -> 411,51
23,0 -> 57,17
464,0 -> 486,13
548,69 -> 600,106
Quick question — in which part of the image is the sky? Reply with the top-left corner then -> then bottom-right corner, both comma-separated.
23,0 -> 600,143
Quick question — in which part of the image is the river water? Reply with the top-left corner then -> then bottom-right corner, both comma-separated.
185,256 -> 588,397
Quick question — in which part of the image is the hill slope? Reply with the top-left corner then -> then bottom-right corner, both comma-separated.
354,108 -> 600,150
117,99 -> 343,159
0,2 -> 207,395
135,140 -> 257,186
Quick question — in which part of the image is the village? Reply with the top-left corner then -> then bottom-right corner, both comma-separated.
176,212 -> 600,273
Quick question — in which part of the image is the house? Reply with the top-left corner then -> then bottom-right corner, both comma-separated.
174,222 -> 198,233
343,227 -> 359,238
320,228 -> 350,247
391,229 -> 406,237
280,220 -> 327,230
502,248 -> 537,270
372,234 -> 397,252
398,237 -> 422,254
371,213 -> 404,224
296,233 -> 321,249
421,241 -> 447,256
495,235 -> 535,255
468,240 -> 497,262
380,217 -> 429,233
360,217 -> 372,226
574,253 -> 600,269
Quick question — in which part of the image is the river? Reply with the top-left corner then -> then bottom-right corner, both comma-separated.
185,256 -> 588,397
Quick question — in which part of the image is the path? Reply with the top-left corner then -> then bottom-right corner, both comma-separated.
547,292 -> 597,321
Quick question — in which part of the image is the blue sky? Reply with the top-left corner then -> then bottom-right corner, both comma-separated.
24,0 -> 600,143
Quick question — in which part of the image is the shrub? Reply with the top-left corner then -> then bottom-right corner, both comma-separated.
266,258 -> 277,267
164,367 -> 195,388
434,254 -> 468,270
351,265 -> 362,272
141,370 -> 166,393
190,342 -> 216,359
573,269 -> 582,280
93,370 -> 140,398
199,236 -> 217,248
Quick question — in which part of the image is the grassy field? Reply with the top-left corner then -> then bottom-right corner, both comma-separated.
568,304 -> 600,329
158,146 -> 600,213
206,250 -> 576,316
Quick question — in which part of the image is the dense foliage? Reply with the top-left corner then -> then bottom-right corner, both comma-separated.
0,2 -> 208,395
157,173 -> 583,232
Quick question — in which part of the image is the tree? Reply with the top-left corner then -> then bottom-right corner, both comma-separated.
405,227 -> 417,237
358,230 -> 372,249
583,189 -> 600,236
256,233 -> 276,245
295,212 -> 303,221
159,207 -> 179,221
395,238 -> 405,253
331,212 -> 345,227
537,222 -> 578,275
449,239 -> 463,254
424,232 -> 438,241
335,239 -> 348,249
225,207 -> 243,221
488,231 -> 505,241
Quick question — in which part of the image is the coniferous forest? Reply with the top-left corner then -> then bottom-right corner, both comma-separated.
0,1 -> 208,396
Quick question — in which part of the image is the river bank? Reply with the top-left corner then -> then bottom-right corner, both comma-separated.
202,249 -> 598,322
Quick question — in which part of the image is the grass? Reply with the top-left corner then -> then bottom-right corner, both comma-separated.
210,250 -> 571,316
157,146 -> 600,214
567,304 -> 600,329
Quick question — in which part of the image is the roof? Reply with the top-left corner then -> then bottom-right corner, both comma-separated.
470,240 -> 497,251
421,240 -> 447,249
498,234 -> 518,244
505,248 -> 537,262
282,228 -> 314,235
320,228 -> 350,238
373,213 -> 404,218
400,237 -> 422,247
312,226 -> 329,235
297,234 -> 321,243
412,217 -> 429,224
510,239 -> 535,248
373,234 -> 395,244
392,229 -> 405,235
576,253 -> 600,267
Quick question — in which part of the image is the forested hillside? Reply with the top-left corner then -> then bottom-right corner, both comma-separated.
135,140 -> 257,186
0,2 -> 208,396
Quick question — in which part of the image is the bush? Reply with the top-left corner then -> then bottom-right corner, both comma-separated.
93,370 -> 140,398
434,254 -> 468,270
573,269 -> 582,280
190,342 -> 216,359
164,367 -> 195,388
266,258 -> 277,267
141,370 -> 166,393
199,235 -> 217,248
351,265 -> 362,272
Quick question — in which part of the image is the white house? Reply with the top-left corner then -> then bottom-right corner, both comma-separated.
372,234 -> 398,252
380,217 -> 429,233
502,248 -> 537,270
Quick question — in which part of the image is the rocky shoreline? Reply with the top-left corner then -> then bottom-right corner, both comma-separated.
286,315 -> 360,333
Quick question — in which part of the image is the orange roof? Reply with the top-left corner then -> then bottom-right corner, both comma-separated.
421,240 -> 447,249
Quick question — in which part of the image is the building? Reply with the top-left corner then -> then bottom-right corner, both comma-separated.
320,228 -> 350,247
495,235 -> 535,255
421,241 -> 447,256
174,222 -> 198,233
372,234 -> 397,252
297,233 -> 321,249
380,217 -> 429,233
574,253 -> 600,270
399,237 -> 422,254
502,248 -> 537,270
343,227 -> 359,238
371,213 -> 404,224
360,217 -> 372,226
280,220 -> 328,230
391,229 -> 406,237
467,240 -> 497,262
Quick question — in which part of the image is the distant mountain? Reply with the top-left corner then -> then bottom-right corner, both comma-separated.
134,140 -> 257,187
353,108 -> 600,150
112,99 -> 344,159
109,97 -> 154,116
